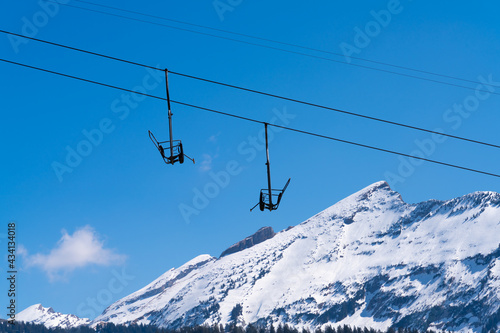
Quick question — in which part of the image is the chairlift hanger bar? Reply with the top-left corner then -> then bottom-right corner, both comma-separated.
166,69 -> 174,160
1,30 -> 500,150
2,57 -> 500,179
265,124 -> 273,208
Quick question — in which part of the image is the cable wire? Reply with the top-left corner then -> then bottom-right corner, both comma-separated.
1,29 -> 499,150
72,0 -> 499,88
1,57 -> 499,179
168,70 -> 500,149
45,1 -> 500,94
0,29 -> 158,71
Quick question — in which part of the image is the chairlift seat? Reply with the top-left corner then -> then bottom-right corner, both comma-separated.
250,123 -> 290,212
149,130 -> 185,165
256,178 -> 291,211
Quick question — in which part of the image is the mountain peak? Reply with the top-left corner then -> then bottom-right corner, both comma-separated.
338,180 -> 401,206
350,180 -> 396,200
363,180 -> 390,191
304,181 -> 404,229
18,304 -> 90,329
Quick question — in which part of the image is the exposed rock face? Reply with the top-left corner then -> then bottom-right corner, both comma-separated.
220,226 -> 275,258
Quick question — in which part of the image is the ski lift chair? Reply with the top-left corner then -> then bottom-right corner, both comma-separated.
148,130 -> 187,165
148,69 -> 194,165
250,123 -> 291,212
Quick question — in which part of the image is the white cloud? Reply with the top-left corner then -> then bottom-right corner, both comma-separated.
23,226 -> 126,281
17,244 -> 28,257
199,153 -> 215,172
199,151 -> 221,172
208,132 -> 221,143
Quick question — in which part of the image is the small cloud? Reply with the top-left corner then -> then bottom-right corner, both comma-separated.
199,153 -> 218,172
23,226 -> 126,281
17,244 -> 28,257
208,132 -> 221,143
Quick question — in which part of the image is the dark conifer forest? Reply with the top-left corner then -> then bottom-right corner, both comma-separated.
3,321 -> 496,333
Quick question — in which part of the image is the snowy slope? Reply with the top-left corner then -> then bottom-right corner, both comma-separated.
92,181 -> 500,332
17,304 -> 90,328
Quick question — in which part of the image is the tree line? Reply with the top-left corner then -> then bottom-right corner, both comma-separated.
0,321 -> 495,333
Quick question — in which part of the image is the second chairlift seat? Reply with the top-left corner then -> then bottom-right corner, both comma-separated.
251,123 -> 291,212
258,178 -> 291,211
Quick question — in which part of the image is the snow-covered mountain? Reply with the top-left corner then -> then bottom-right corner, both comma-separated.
21,182 -> 500,332
17,304 -> 90,328
92,181 -> 500,332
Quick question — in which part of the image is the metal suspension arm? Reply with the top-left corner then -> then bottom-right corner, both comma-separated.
265,123 -> 272,207
165,69 -> 174,160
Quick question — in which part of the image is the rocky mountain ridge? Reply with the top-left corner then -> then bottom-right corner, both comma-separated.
220,226 -> 276,258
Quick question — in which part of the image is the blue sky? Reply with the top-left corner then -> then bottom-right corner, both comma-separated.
1,0 -> 500,320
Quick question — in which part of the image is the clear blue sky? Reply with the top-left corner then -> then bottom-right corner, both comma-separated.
1,0 -> 500,320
